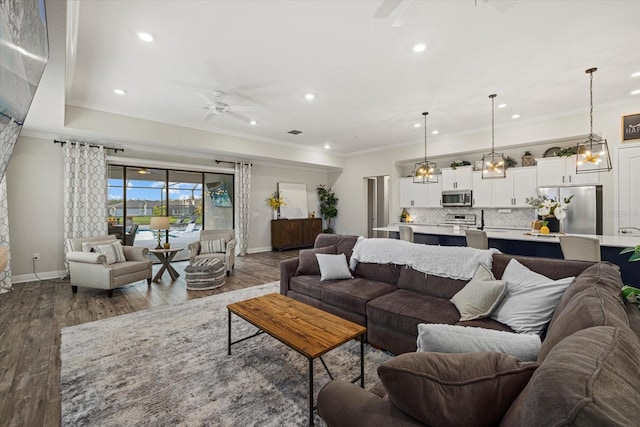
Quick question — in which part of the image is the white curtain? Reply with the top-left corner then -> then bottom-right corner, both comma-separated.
0,177 -> 12,294
0,117 -> 21,181
63,142 -> 108,255
234,162 -> 251,256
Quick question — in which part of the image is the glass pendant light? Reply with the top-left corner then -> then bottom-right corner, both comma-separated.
482,94 -> 506,179
576,68 -> 612,174
414,112 -> 438,184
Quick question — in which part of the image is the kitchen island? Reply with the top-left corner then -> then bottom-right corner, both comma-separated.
374,224 -> 640,286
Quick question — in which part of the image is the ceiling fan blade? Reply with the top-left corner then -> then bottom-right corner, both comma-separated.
203,112 -> 216,121
226,111 -> 252,124
196,91 -> 215,105
391,0 -> 412,27
227,105 -> 256,112
373,0 -> 404,18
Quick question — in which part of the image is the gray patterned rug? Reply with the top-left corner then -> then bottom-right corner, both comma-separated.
60,282 -> 392,426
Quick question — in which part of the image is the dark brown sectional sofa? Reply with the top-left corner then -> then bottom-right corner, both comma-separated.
280,234 -> 593,355
280,234 -> 640,426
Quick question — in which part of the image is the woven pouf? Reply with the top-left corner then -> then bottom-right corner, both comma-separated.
185,258 -> 226,291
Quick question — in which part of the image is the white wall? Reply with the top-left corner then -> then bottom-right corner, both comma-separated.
5,135 -> 331,279
332,102 -> 640,237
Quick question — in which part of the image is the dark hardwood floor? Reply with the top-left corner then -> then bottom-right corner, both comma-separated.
0,249 -> 299,427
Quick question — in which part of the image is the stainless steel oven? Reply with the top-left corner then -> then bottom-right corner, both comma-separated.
441,190 -> 472,207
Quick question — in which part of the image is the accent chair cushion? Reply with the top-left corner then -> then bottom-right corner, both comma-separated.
201,238 -> 226,254
95,241 -> 126,264
316,253 -> 353,281
378,351 -> 538,426
296,245 -> 337,276
81,239 -> 115,253
416,323 -> 541,362
490,259 -> 574,334
450,265 -> 506,321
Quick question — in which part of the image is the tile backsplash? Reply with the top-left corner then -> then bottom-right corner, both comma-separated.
403,207 -> 536,229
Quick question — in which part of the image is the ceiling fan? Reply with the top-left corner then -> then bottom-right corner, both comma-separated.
373,0 -> 412,27
196,90 -> 256,123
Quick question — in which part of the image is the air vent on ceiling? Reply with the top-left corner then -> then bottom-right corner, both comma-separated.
287,129 -> 302,135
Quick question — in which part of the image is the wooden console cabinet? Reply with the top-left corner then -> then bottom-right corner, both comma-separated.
271,218 -> 322,251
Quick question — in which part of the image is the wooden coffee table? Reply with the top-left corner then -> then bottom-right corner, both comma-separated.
227,293 -> 366,426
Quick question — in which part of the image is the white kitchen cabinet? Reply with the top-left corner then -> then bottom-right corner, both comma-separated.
472,172 -> 492,207
471,168 -> 537,208
441,166 -> 473,191
536,156 -> 599,187
400,177 -> 441,208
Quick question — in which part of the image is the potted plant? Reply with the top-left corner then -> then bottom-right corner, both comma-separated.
525,194 -> 573,233
620,245 -> 640,307
317,185 -> 338,233
267,191 -> 286,220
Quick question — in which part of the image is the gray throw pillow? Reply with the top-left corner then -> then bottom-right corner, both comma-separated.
295,245 -> 337,276
316,253 -> 353,281
416,323 -> 541,362
450,265 -> 506,321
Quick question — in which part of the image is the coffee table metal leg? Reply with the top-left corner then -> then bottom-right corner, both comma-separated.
360,334 -> 365,388
227,310 -> 232,355
309,357 -> 314,427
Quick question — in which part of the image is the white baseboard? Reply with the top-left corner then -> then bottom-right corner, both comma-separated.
247,246 -> 273,254
11,270 -> 68,284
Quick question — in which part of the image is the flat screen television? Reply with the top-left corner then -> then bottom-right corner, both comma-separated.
0,0 -> 49,180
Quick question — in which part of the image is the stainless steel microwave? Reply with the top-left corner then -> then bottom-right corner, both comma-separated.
441,190 -> 472,207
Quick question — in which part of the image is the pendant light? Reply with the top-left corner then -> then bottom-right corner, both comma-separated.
414,112 -> 438,184
576,68 -> 612,174
482,94 -> 506,179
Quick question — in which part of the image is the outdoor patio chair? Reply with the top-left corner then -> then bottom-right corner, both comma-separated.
124,223 -> 139,246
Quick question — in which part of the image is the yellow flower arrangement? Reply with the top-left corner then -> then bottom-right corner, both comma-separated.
267,191 -> 286,210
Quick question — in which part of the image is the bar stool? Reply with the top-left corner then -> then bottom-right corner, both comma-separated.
559,236 -> 601,262
465,229 -> 488,250
398,225 -> 414,243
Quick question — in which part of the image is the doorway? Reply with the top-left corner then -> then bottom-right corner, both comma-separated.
616,143 -> 640,235
365,176 -> 389,238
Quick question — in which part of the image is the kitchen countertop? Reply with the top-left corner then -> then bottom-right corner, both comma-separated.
373,224 -> 640,249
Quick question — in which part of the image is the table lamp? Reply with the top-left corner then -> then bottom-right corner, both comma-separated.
149,216 -> 170,249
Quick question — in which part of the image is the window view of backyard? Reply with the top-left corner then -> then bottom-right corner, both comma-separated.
107,165 -> 234,261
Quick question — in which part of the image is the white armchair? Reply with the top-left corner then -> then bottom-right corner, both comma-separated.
66,235 -> 152,297
188,229 -> 236,276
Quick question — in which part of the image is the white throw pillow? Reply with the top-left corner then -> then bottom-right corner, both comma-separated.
416,323 -> 541,362
81,240 -> 115,253
451,265 -> 506,321
201,238 -> 226,254
95,241 -> 126,264
490,259 -> 574,335
316,253 -> 353,281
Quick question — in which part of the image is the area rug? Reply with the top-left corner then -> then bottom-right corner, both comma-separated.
60,282 -> 392,426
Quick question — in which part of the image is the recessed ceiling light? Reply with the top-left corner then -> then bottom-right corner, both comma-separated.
250,120 -> 257,126
324,143 -> 331,150
512,114 -> 520,119
413,43 -> 426,53
113,89 -> 126,95
498,103 -> 507,108
631,71 -> 640,78
414,123 -> 421,128
431,130 -> 439,135
304,93 -> 315,100
631,89 -> 640,95
137,32 -> 154,42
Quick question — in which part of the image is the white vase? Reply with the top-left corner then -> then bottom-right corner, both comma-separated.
273,210 -> 278,220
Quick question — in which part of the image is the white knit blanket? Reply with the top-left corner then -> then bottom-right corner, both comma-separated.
349,237 -> 500,280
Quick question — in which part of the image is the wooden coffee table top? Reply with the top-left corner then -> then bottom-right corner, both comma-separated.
227,293 -> 366,359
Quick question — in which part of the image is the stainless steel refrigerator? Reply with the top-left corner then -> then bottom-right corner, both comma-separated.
537,186 -> 603,235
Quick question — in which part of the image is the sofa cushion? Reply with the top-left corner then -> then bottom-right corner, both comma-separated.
367,289 -> 461,335
397,267 -> 467,299
491,253 -> 593,281
354,262 -> 401,285
295,245 -> 336,276
451,265 -> 506,321
490,259 -> 574,335
317,253 -> 353,281
322,278 -> 397,315
538,286 -> 629,361
314,234 -> 359,262
455,317 -> 513,332
378,351 -> 538,427
501,326 -> 640,427
417,323 -> 541,362
289,275 -> 326,300
549,262 -> 623,329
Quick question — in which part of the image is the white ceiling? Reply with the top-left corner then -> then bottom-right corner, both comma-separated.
58,1 -> 640,154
